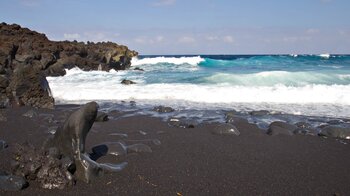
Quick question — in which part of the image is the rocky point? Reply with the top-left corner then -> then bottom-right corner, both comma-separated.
0,22 -> 138,109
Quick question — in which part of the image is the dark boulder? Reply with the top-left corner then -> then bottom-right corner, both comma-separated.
266,121 -> 296,136
249,110 -> 270,116
9,65 -> 54,108
121,79 -> 136,85
211,123 -> 240,136
319,126 -> 350,139
134,67 -> 144,71
225,111 -> 248,124
153,106 -> 175,113
294,122 -> 317,136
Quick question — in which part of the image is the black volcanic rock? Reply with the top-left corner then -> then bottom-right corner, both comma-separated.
0,23 -> 138,108
121,79 -> 136,85
266,121 -> 296,136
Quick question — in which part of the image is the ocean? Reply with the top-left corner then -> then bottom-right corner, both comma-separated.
47,54 -> 350,128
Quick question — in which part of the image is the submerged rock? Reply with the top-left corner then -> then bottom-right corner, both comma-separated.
121,79 -> 136,85
153,106 -> 175,113
319,126 -> 350,139
249,110 -> 270,116
266,121 -> 296,136
133,67 -> 144,71
211,123 -> 240,136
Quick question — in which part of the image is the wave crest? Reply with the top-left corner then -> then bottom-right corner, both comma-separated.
131,56 -> 204,66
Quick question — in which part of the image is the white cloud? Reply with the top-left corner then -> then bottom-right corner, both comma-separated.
282,36 -> 311,43
155,36 -> 164,42
206,35 -> 234,43
63,33 -> 81,40
134,37 -> 148,44
306,28 -> 320,34
134,35 -> 165,44
83,32 -> 108,42
153,0 -> 176,6
206,36 -> 219,41
223,35 -> 234,43
178,36 -> 195,43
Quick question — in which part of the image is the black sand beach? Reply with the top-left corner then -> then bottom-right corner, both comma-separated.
1,105 -> 350,195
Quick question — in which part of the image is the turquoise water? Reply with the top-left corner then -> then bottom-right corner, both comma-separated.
47,54 -> 350,118
135,54 -> 350,86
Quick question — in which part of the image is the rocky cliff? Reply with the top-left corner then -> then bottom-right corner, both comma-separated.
0,23 -> 138,108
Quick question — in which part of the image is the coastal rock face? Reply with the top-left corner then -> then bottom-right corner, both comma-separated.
0,23 -> 138,108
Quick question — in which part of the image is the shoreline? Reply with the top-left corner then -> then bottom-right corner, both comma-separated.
1,104 -> 350,195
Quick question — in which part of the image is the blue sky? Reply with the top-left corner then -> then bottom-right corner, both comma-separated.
1,0 -> 350,54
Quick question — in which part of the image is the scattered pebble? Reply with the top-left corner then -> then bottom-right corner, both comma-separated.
109,133 -> 128,138
139,130 -> 147,135
22,110 -> 37,118
0,140 -> 8,151
127,144 -> 152,153
152,139 -> 161,145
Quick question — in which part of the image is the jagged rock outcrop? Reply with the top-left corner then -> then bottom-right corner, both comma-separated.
0,22 -> 138,108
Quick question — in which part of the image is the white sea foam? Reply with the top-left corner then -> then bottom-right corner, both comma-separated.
131,56 -> 205,66
47,68 -> 350,118
203,71 -> 350,86
319,53 -> 331,59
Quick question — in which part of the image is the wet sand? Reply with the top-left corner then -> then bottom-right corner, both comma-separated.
1,105 -> 350,195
